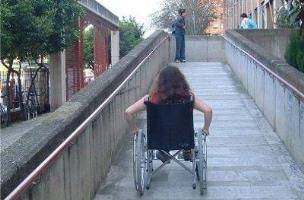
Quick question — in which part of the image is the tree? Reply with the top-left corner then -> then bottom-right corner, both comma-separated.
119,16 -> 145,57
84,27 -> 95,70
281,0 -> 304,72
151,0 -> 217,35
0,0 -> 83,125
277,0 -> 304,31
276,6 -> 294,28
286,0 -> 304,34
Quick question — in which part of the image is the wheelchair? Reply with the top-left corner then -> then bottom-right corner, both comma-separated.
133,98 -> 208,195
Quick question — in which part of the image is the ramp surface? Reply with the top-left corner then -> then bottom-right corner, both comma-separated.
94,62 -> 304,200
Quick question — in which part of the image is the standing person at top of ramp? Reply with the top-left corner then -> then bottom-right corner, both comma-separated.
173,8 -> 187,63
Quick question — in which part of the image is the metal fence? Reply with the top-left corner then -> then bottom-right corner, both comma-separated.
0,67 -> 49,125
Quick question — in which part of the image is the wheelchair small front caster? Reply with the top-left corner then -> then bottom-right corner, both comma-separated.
192,183 -> 196,189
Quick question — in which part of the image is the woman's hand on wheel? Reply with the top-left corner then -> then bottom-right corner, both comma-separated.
202,128 -> 209,136
132,128 -> 139,135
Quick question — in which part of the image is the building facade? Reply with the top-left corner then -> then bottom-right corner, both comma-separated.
224,0 -> 285,29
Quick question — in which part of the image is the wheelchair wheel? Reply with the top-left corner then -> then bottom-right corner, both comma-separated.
146,150 -> 153,189
133,130 -> 147,195
197,132 -> 207,195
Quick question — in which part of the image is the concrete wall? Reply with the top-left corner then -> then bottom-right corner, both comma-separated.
225,30 -> 304,172
1,31 -> 171,199
236,29 -> 294,60
169,35 -> 226,62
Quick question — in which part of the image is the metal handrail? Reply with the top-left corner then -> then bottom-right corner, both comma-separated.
5,35 -> 169,200
224,35 -> 304,100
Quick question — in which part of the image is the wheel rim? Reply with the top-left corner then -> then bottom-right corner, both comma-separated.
138,135 -> 146,193
145,150 -> 153,188
197,133 -> 207,194
133,135 -> 138,190
203,139 -> 207,189
133,131 -> 147,195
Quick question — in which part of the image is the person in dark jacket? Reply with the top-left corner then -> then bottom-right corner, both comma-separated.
173,8 -> 186,63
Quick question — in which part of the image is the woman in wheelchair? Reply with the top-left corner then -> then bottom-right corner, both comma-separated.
125,65 -> 212,143
125,65 -> 212,194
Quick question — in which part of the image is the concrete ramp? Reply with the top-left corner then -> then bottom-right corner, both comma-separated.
94,62 -> 304,200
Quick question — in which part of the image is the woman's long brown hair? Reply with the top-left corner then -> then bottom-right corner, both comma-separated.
149,66 -> 191,103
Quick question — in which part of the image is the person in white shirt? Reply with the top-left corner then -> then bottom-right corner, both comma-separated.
240,13 -> 257,29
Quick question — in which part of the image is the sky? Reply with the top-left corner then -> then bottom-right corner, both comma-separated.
97,0 -> 162,37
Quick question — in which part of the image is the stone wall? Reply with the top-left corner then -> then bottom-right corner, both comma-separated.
0,31 -> 171,199
169,35 -> 226,62
225,30 -> 304,172
236,29 -> 294,61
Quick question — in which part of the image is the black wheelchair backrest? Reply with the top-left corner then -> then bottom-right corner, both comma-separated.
145,100 -> 195,150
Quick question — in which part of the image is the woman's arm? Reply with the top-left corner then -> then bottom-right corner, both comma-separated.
125,95 -> 147,134
194,97 -> 213,134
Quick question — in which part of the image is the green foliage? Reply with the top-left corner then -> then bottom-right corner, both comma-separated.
297,52 -> 304,71
276,6 -> 294,28
287,0 -> 304,32
0,0 -> 83,125
119,16 -> 144,57
276,1 -> 303,32
0,0 -> 83,63
49,0 -> 84,54
84,27 -> 94,70
285,31 -> 304,72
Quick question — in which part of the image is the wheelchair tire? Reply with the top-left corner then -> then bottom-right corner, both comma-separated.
197,132 -> 207,195
133,130 -> 146,195
145,150 -> 153,189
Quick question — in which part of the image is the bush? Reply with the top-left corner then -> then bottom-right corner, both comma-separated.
119,16 -> 144,57
276,6 -> 293,28
285,32 -> 304,72
297,52 -> 304,72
